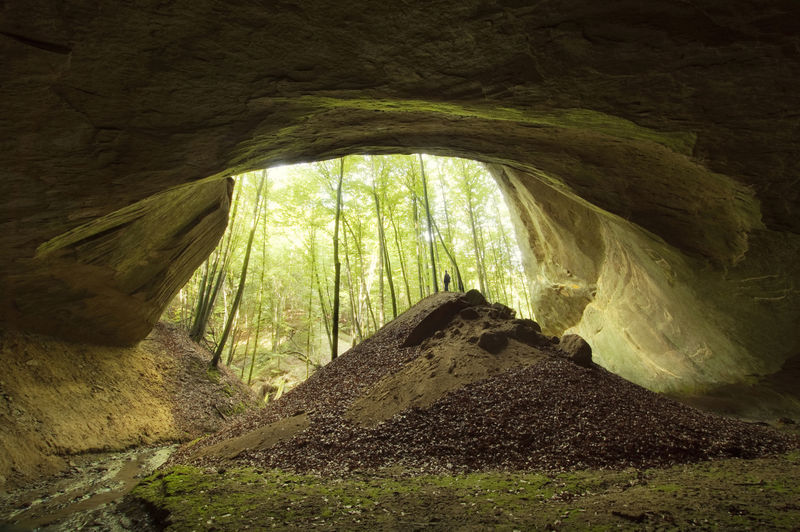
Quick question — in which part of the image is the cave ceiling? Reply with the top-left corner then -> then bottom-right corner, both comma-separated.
1,0 -> 799,391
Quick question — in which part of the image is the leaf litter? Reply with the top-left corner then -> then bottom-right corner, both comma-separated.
168,291 -> 799,476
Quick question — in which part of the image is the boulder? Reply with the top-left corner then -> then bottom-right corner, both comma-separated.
512,319 -> 542,334
490,302 -> 515,320
461,290 -> 487,307
459,307 -> 480,320
477,331 -> 508,354
401,299 -> 468,347
559,335 -> 593,368
511,321 -> 546,347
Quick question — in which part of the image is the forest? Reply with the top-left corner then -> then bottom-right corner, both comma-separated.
163,154 -> 531,396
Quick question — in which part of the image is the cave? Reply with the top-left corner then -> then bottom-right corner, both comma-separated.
2,1 -> 800,525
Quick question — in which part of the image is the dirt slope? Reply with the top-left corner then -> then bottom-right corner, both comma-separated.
0,322 -> 258,490
172,292 -> 799,474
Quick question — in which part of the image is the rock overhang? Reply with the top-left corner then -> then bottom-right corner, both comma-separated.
1,0 -> 799,393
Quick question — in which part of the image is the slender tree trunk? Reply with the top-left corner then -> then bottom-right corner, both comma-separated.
225,316 -> 240,366
476,217 -> 491,300
430,214 -> 465,293
437,168 -> 454,243
342,222 -> 363,342
389,214 -> 413,307
240,319 -> 252,379
412,195 -> 425,299
419,155 -> 439,292
465,187 -> 488,298
305,279 -> 314,368
331,158 -> 344,360
352,220 -> 378,334
190,259 -> 211,334
191,183 -> 241,341
490,237 -> 509,303
314,258 -> 332,352
211,171 -> 267,367
247,207 -> 269,385
272,294 -> 283,354
372,180 -> 397,320
377,238 -> 385,326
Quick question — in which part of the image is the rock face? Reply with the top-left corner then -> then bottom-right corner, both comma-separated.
1,2 -> 799,392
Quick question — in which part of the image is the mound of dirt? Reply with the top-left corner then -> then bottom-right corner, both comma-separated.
170,293 -> 799,474
0,322 -> 258,489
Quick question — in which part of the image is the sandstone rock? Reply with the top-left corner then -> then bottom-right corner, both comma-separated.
511,321 -> 545,348
491,303 -> 515,320
459,308 -> 480,320
559,335 -> 593,368
461,290 -> 488,307
477,332 -> 508,354
401,299 -> 468,348
0,0 -> 798,397
512,319 -> 542,334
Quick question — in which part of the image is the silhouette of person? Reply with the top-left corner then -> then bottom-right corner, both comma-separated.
443,270 -> 451,291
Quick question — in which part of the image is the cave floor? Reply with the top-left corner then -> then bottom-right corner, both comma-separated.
0,444 -> 175,531
131,451 -> 800,530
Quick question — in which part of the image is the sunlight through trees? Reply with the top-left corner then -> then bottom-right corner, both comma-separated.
165,155 -> 530,396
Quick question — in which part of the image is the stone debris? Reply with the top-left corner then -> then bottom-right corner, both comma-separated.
477,331 -> 508,354
559,334 -> 593,368
170,292 -> 799,475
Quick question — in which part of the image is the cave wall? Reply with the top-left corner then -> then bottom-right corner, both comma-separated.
1,1 -> 799,390
492,165 -> 800,393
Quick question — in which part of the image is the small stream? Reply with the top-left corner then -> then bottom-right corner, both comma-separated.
0,444 -> 176,531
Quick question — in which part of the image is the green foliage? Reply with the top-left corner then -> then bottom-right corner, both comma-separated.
166,155 -> 529,391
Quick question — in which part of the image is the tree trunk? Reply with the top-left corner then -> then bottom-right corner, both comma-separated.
412,195 -> 425,299
331,158 -> 344,360
191,183 -> 241,341
247,206 -> 269,385
224,316 -> 240,366
211,171 -> 267,367
389,213 -> 413,307
465,186 -> 488,298
430,213 -> 465,293
342,220 -> 363,342
372,174 -> 397,320
315,263 -> 332,352
419,154 -> 439,292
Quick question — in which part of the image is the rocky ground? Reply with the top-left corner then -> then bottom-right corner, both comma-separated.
130,291 -> 800,530
171,291 -> 799,475
0,323 -> 259,530
5,292 -> 799,530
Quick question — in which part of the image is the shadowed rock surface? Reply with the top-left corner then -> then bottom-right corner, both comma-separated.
0,322 -> 258,489
2,1 -> 800,395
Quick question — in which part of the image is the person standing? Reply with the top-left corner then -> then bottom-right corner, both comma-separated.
443,270 -> 451,291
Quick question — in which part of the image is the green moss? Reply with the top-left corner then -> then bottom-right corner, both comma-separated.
268,96 -> 697,155
131,453 -> 800,530
183,436 -> 207,449
652,483 -> 683,493
205,368 -> 221,383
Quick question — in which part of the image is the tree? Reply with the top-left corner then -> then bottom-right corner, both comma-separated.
168,153 -> 530,390
211,171 -> 267,367
458,160 -> 489,298
419,155 -> 439,292
190,181 -> 241,342
331,158 -> 344,360
247,205 -> 269,385
372,157 -> 398,319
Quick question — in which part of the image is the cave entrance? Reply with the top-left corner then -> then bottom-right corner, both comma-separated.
163,154 -> 531,399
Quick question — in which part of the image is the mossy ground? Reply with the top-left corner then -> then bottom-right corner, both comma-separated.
132,451 -> 800,530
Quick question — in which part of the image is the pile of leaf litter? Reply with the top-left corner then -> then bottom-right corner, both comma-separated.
169,291 -> 799,474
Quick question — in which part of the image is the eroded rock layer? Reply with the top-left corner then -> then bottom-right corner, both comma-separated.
1,1 -> 799,391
